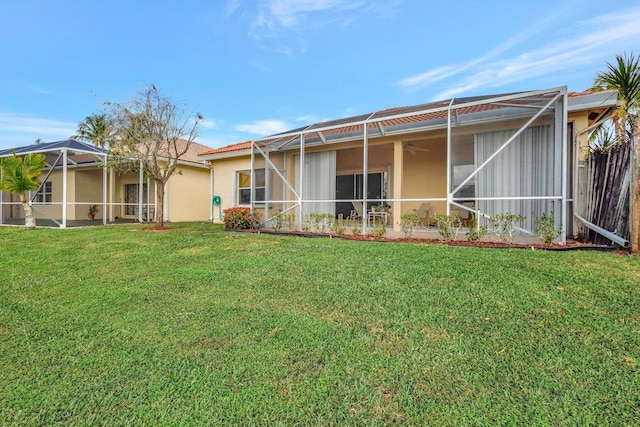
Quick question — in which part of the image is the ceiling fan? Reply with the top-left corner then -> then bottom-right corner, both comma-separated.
403,143 -> 430,155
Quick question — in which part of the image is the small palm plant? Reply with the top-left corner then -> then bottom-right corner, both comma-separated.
0,150 -> 47,229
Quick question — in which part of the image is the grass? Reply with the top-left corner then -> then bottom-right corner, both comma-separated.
1,222 -> 639,425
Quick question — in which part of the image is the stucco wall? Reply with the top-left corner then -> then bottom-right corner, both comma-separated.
166,164 -> 211,222
74,169 -> 106,220
211,155 -> 252,216
32,169 -> 67,220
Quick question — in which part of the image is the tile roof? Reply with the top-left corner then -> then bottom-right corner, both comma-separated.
198,141 -> 252,157
172,140 -> 214,164
198,89 -> 618,159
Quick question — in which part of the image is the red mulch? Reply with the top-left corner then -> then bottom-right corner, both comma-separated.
228,228 -> 617,251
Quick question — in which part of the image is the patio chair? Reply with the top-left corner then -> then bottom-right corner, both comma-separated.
350,201 -> 364,220
416,203 -> 431,226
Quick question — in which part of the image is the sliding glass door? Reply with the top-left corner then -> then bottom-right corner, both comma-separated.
335,172 -> 384,218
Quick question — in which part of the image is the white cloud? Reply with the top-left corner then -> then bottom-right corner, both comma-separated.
0,112 -> 77,149
398,7 -> 640,99
234,119 -> 292,135
197,118 -> 218,129
266,0 -> 366,29
240,0 -> 395,51
23,84 -> 51,95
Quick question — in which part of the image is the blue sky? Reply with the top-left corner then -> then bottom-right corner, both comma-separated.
0,0 -> 638,151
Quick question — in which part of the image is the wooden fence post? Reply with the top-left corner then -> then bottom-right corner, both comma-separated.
632,117 -> 640,253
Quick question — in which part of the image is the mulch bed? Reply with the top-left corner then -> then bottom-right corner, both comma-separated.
225,228 -> 619,252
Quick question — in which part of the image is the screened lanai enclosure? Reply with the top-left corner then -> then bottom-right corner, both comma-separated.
247,87 -> 571,242
0,140 -> 155,227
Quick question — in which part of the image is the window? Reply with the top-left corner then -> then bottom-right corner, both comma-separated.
237,169 -> 265,205
34,181 -> 52,204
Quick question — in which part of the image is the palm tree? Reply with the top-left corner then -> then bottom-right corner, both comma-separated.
72,113 -> 117,148
591,52 -> 640,147
0,150 -> 47,229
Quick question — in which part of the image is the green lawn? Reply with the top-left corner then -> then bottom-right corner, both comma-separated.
1,223 -> 639,426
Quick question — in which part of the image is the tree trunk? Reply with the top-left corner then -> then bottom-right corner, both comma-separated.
155,179 -> 165,228
20,194 -> 36,230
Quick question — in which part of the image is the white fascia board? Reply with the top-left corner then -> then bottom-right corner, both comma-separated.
568,91 -> 619,112
199,151 -> 251,161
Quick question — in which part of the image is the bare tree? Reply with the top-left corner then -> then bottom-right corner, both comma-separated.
106,84 -> 203,228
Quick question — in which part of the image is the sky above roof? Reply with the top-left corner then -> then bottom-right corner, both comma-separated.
0,0 -> 638,151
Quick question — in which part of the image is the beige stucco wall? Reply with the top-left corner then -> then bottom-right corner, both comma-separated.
165,164 -> 211,222
110,165 -> 211,222
210,155 -> 252,216
74,169 -> 106,220
568,110 -> 591,161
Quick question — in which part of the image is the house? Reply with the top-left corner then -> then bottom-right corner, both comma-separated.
199,87 -> 620,244
0,139 -> 213,227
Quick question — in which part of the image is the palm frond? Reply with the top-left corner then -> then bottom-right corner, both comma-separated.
0,150 -> 47,195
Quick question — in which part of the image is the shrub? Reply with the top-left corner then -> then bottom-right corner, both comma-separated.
331,214 -> 347,235
351,219 -> 362,236
301,215 -> 311,232
309,213 -> 333,233
399,212 -> 422,239
432,214 -> 462,241
368,218 -> 388,238
465,217 -> 487,242
489,213 -> 525,244
534,211 -> 562,245
271,212 -> 286,231
286,214 -> 296,231
223,207 -> 260,230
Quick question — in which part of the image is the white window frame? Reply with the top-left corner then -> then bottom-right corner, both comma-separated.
34,181 -> 52,204
236,168 -> 265,206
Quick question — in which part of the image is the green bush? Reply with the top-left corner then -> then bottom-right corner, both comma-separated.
368,218 -> 388,238
331,214 -> 347,235
223,207 -> 260,230
535,211 -> 562,245
489,213 -> 525,244
351,219 -> 362,235
432,214 -> 462,241
309,213 -> 333,233
271,212 -> 287,231
399,212 -> 422,239
465,217 -> 488,242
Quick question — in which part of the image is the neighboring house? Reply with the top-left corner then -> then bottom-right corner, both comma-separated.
0,139 -> 212,227
199,87 -> 619,243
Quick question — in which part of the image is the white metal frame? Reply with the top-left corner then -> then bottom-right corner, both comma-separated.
248,87 -> 568,242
